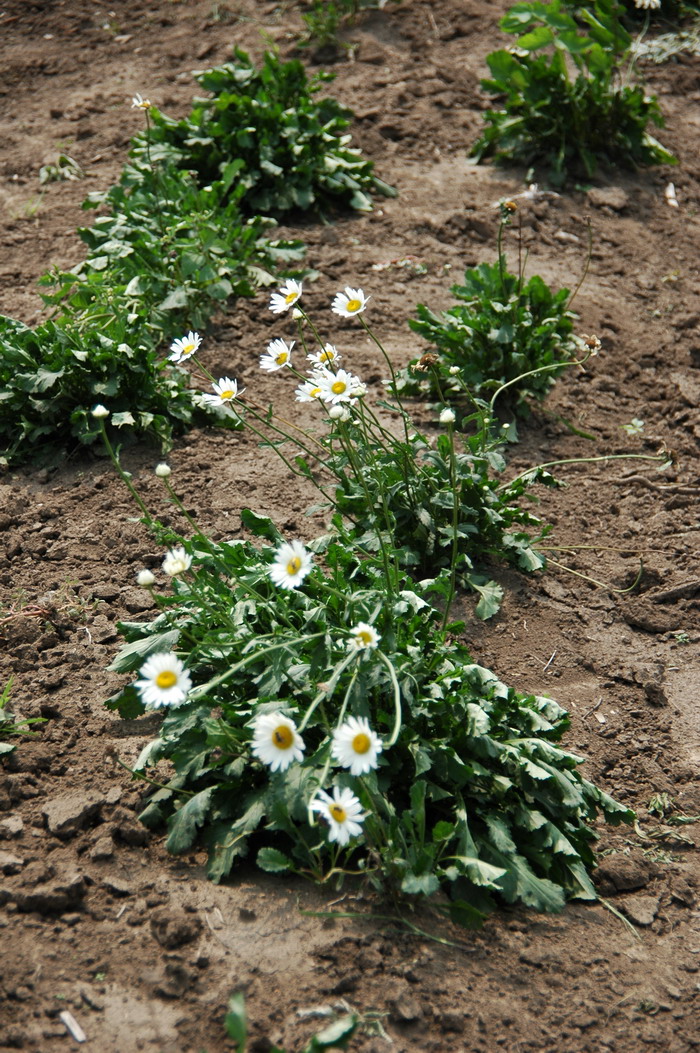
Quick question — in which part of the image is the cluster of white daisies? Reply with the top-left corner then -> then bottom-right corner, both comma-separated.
133,536 -> 383,846
164,279 -> 370,422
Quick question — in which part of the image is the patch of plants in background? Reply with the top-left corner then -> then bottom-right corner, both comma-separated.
401,211 -> 577,417
102,282 -> 633,927
138,49 -> 396,215
0,50 -> 393,468
471,0 -> 676,184
297,0 -> 401,53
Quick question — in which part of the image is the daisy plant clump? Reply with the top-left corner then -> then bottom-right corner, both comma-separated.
471,0 -> 676,185
402,199 -> 582,419
107,508 -> 632,922
104,283 -> 633,925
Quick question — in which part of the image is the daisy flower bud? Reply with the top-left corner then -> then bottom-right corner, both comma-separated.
162,545 -> 192,577
331,286 -> 370,318
135,652 -> 191,710
311,786 -> 367,846
91,404 -> 110,419
136,569 -> 156,587
448,365 -> 460,376
439,408 -> 456,425
292,307 -> 304,320
251,712 -> 305,772
331,716 -> 383,776
329,404 -> 351,422
155,463 -> 172,478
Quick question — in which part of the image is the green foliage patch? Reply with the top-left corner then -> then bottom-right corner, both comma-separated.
404,252 -> 576,416
471,0 -> 676,184
107,519 -> 631,918
138,48 -> 396,216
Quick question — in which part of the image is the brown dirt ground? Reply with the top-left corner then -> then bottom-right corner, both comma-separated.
1,0 -> 700,1050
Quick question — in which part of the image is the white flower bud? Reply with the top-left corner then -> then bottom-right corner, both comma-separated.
155,463 -> 172,478
329,405 -> 351,422
292,307 -> 303,320
91,404 -> 109,419
448,365 -> 460,375
136,569 -> 156,587
439,408 -> 456,425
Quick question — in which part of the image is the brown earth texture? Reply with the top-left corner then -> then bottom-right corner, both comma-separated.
2,0 -> 700,1050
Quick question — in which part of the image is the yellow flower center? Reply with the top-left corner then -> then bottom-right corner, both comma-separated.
286,556 -> 302,576
346,299 -> 361,312
320,350 -> 334,362
220,389 -> 234,401
352,732 -> 371,755
273,725 -> 294,750
183,342 -> 195,355
285,290 -> 298,304
156,670 -> 178,689
310,386 -> 321,398
331,380 -> 347,395
275,351 -> 288,365
357,630 -> 373,646
330,804 -> 347,823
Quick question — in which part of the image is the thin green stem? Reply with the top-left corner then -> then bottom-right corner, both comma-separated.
189,633 -> 326,701
499,452 -> 669,493
376,650 -> 402,747
97,420 -> 152,522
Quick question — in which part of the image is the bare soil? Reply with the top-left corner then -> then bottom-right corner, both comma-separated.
1,1 -> 700,1050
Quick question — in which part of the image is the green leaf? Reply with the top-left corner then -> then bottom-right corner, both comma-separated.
224,992 -> 248,1048
240,507 -> 282,542
165,788 -> 214,854
107,629 -> 181,673
257,846 -> 293,873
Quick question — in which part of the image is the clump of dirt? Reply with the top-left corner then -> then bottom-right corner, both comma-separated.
1,1 -> 699,1050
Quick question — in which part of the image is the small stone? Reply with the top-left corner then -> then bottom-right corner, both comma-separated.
1,869 -> 86,914
619,894 -> 660,927
390,992 -> 424,1023
101,874 -> 132,897
0,815 -> 24,839
586,187 -> 629,211
594,851 -> 657,894
150,906 -> 202,950
42,791 -> 105,840
0,850 -> 25,875
89,836 -> 114,862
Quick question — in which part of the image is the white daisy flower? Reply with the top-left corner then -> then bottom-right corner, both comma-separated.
347,622 -> 381,651
201,377 -> 244,408
316,368 -> 362,405
269,279 -> 303,314
154,463 -> 171,477
162,545 -> 192,577
136,569 -> 156,587
260,338 -> 294,372
135,652 -> 192,710
251,712 -> 305,772
91,404 -> 110,419
131,93 -> 152,110
307,343 -> 341,368
331,716 -> 383,776
439,408 -> 456,425
169,331 -> 201,363
269,540 -> 313,590
295,378 -> 323,403
331,286 -> 370,318
311,786 -> 367,846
